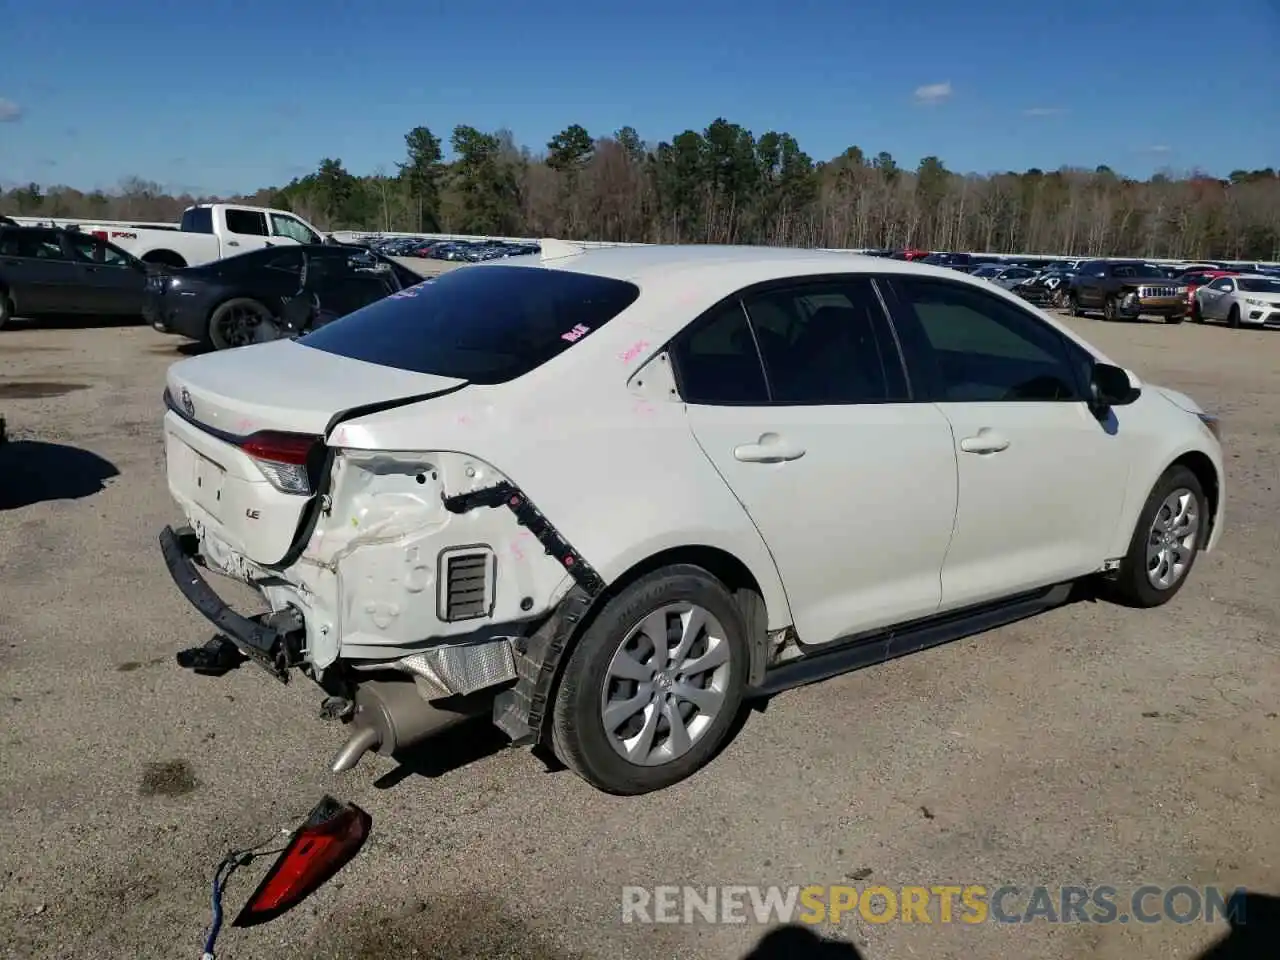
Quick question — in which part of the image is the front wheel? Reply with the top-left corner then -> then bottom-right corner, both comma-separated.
1228,305 -> 1241,329
1105,465 -> 1207,608
550,565 -> 750,795
1102,295 -> 1119,321
0,293 -> 11,330
1068,292 -> 1084,317
1191,300 -> 1203,323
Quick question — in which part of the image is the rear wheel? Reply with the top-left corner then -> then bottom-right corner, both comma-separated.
207,298 -> 276,350
1105,465 -> 1207,608
550,565 -> 749,795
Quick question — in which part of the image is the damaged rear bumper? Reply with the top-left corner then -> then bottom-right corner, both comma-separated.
160,524 -> 297,679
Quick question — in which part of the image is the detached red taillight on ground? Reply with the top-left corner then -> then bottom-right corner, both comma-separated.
233,796 -> 372,928
235,430 -> 325,496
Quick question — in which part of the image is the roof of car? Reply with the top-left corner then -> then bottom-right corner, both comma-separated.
488,241 -> 971,288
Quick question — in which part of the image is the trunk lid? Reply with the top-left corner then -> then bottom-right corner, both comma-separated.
165,338 -> 466,437
164,339 -> 467,566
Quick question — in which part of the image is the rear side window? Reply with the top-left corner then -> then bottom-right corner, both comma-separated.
670,301 -> 770,404
223,209 -> 268,236
298,265 -> 640,384
181,207 -> 214,233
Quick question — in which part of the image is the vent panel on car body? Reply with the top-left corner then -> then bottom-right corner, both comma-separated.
438,547 -> 496,622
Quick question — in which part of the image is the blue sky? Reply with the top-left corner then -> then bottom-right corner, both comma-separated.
1,0 -> 1277,196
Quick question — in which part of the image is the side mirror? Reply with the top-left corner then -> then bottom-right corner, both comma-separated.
1090,362 -> 1140,409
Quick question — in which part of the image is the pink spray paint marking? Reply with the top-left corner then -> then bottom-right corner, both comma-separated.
560,323 -> 591,343
634,400 -> 657,416
457,414 -> 473,427
333,426 -> 348,446
618,340 -> 650,364
235,418 -> 254,433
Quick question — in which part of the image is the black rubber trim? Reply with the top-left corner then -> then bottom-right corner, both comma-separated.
752,582 -> 1073,697
442,481 -> 605,596
159,525 -> 289,682
491,585 -> 596,745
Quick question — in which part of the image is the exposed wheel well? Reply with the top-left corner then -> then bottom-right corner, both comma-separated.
533,545 -> 772,752
1170,451 -> 1220,541
142,250 -> 187,268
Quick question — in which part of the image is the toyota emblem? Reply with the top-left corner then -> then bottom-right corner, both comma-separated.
180,387 -> 194,418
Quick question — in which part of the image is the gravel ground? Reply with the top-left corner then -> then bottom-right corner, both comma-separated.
0,305 -> 1277,960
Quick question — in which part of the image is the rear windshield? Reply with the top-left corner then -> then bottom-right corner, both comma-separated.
297,264 -> 641,384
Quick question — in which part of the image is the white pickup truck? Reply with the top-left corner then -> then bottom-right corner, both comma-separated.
27,203 -> 330,269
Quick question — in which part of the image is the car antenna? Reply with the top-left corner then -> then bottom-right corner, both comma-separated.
540,238 -> 586,262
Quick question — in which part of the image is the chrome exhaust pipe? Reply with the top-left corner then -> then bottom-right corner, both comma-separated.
329,680 -> 493,774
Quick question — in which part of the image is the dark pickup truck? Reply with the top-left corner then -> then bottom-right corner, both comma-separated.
1066,260 -> 1188,323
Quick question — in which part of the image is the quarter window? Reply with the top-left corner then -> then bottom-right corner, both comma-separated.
890,278 -> 1082,402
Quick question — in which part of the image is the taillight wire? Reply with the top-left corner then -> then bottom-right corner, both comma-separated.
199,828 -> 292,960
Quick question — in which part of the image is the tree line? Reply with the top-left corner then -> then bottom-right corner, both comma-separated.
4,120 -> 1279,260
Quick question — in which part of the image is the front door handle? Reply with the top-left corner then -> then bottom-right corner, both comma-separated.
733,433 -> 806,463
227,240 -> 240,247
959,429 -> 1010,455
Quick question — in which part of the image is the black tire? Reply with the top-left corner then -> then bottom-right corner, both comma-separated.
0,292 -> 10,330
1102,295 -> 1119,321
1228,304 -> 1241,329
1165,312 -> 1184,324
142,251 -> 187,269
1068,292 -> 1084,317
549,564 -> 750,795
1105,465 -> 1207,609
1191,300 -> 1203,323
207,297 -> 275,350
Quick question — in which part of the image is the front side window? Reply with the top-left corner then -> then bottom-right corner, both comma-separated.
889,277 -> 1083,402
299,264 -> 640,384
1209,278 -> 1234,292
67,235 -> 130,265
271,213 -> 321,245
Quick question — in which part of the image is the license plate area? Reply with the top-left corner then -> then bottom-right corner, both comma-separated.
191,446 -> 227,519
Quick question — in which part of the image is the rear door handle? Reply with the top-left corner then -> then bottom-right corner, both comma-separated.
959,430 -> 1010,455
733,433 -> 806,463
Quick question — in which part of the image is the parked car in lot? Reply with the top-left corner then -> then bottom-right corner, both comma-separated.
978,264 -> 1039,291
0,224 -> 155,328
64,203 -> 330,270
157,243 -> 1224,795
146,243 -> 424,349
1067,260 -> 1188,322
1015,263 -> 1080,307
1192,273 -> 1280,328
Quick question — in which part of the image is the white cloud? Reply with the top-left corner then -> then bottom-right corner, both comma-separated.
0,98 -> 21,122
1147,144 -> 1172,153
913,82 -> 953,105
1023,106 -> 1067,117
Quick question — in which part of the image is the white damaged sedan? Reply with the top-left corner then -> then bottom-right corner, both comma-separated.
160,241 -> 1225,794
